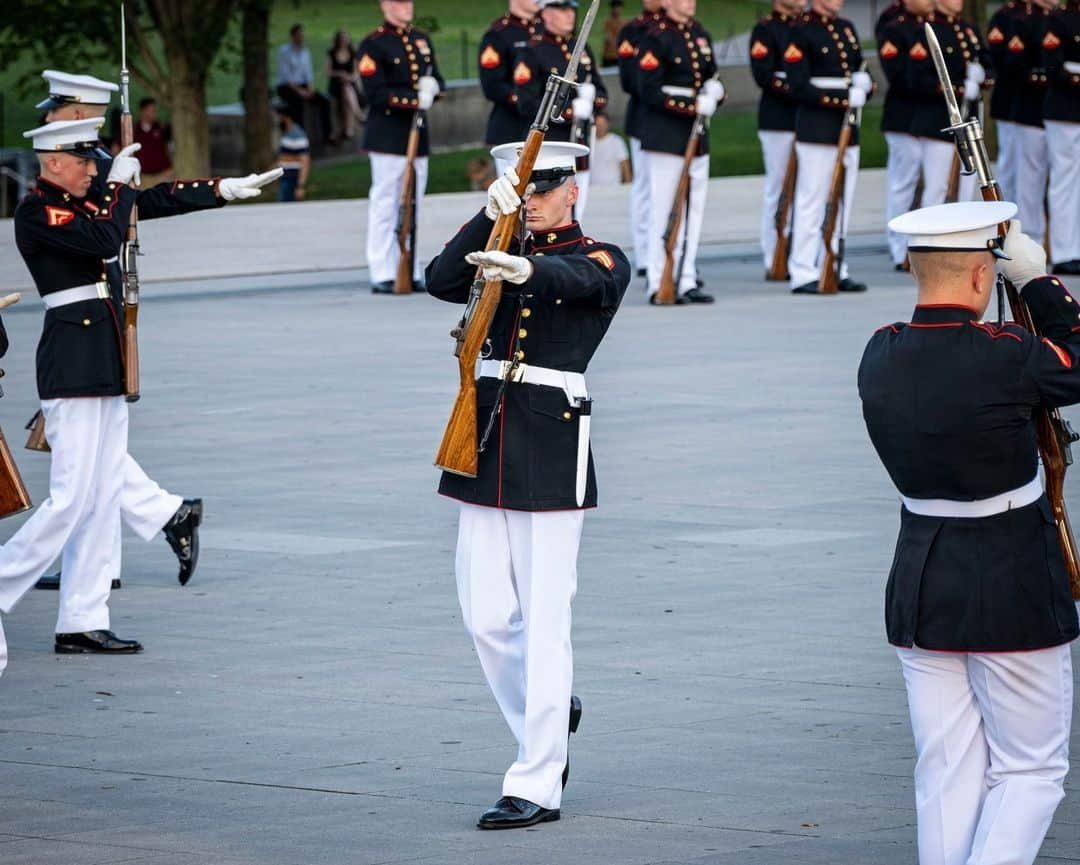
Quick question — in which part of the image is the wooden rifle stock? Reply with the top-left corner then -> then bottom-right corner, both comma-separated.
656,115 -> 706,305
119,8 -> 140,402
981,184 -> 1080,598
767,145 -> 797,281
0,424 -> 31,519
819,121 -> 853,295
945,152 -> 961,203
434,129 -> 547,477
393,112 -> 423,294
25,410 -> 49,452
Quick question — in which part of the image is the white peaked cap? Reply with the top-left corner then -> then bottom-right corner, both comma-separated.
490,141 -> 590,191
37,69 -> 119,109
23,117 -> 106,153
889,201 -> 1018,257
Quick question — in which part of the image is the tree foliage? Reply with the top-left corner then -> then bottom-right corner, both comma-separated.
0,0 -> 241,175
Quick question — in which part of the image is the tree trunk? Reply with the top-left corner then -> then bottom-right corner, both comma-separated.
164,46 -> 212,176
242,0 -> 274,174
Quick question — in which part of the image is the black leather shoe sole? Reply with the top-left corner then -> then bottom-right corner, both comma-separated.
477,808 -> 560,830
370,282 -> 395,294
36,574 -> 121,591
563,695 -> 583,789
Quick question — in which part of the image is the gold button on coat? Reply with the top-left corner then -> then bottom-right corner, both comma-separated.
522,308 -> 532,318
82,318 -> 91,326
563,411 -> 572,420
519,328 -> 528,339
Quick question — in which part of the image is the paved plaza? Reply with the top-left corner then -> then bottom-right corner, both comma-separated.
0,193 -> 1079,864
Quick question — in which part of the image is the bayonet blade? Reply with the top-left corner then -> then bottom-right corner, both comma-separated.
563,0 -> 601,86
924,22 -> 963,127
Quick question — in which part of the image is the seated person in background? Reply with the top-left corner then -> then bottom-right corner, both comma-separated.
276,23 -> 335,146
588,114 -> 630,186
132,98 -> 173,187
276,106 -> 311,201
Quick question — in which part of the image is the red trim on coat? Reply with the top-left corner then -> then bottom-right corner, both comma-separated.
970,321 -> 1023,342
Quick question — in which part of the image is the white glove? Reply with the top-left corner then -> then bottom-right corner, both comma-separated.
847,86 -> 867,109
218,168 -> 285,201
417,75 -> 440,110
695,93 -> 718,117
465,250 -> 533,285
702,78 -> 726,103
1000,220 -> 1047,290
485,168 -> 522,220
963,76 -> 980,99
852,70 -> 873,94
572,96 -> 593,121
967,62 -> 986,86
573,82 -> 596,120
107,142 -> 142,186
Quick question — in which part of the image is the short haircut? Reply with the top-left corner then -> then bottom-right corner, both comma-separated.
290,23 -> 303,36
138,97 -> 156,110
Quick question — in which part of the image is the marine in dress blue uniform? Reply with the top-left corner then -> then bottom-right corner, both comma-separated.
478,2 -> 540,163
986,0 -> 1024,201
615,0 -> 664,274
1042,0 -> 1080,274
426,142 -> 629,830
784,0 -> 874,294
635,0 -> 722,303
357,3 -> 445,292
860,200 -> 1078,865
749,1 -> 801,275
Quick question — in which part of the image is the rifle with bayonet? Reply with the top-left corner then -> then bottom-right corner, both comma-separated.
393,103 -> 425,294
926,22 -> 1080,599
434,0 -> 601,477
655,74 -> 720,305
120,3 -> 140,402
945,92 -> 980,203
819,67 -> 865,295
767,144 -> 796,282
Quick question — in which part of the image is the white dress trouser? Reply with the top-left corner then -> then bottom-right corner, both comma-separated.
120,454 -> 182,541
456,502 -> 584,810
366,152 -> 429,284
996,120 -> 1018,205
0,397 -> 127,646
573,169 -> 590,223
1045,119 -> 1080,264
1013,124 -> 1048,248
646,151 -> 709,296
629,138 -> 650,271
789,141 -> 860,288
920,137 -> 977,209
885,133 -> 922,264
898,644 -> 1072,865
758,130 -> 796,270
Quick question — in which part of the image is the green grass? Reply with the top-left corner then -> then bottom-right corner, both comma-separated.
2,0 -> 768,146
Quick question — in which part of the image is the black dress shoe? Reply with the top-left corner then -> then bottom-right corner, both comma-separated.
838,277 -> 868,293
477,796 -> 559,830
370,281 -> 395,294
412,278 -> 426,293
562,695 -> 583,789
55,630 -> 143,654
681,287 -> 714,304
791,280 -> 819,294
1052,260 -> 1080,276
164,498 -> 202,586
894,262 -> 911,272
35,574 -> 122,591
636,267 -> 646,278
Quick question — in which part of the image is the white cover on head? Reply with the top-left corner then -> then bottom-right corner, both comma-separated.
37,70 -> 119,108
889,201 -> 1018,252
490,140 -> 590,171
23,117 -> 105,152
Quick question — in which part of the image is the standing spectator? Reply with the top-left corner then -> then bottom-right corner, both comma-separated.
602,0 -> 626,66
325,29 -> 365,141
275,106 -> 311,202
132,98 -> 174,187
588,114 -> 630,185
277,23 -> 335,146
